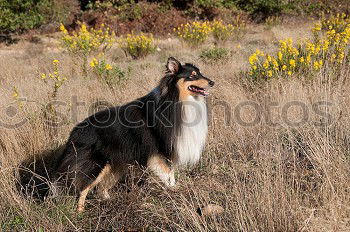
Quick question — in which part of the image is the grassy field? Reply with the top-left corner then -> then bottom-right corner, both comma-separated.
0,17 -> 350,231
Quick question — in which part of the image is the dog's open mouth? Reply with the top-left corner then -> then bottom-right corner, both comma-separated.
188,85 -> 209,96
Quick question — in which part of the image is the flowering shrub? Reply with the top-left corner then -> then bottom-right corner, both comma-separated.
38,59 -> 67,121
174,19 -> 246,46
118,33 -> 156,59
313,13 -> 350,64
174,21 -> 212,46
211,20 -> 235,43
60,22 -> 115,76
248,13 -> 350,80
40,59 -> 67,99
90,55 -> 126,88
314,13 -> 350,35
12,86 -> 24,109
60,23 -> 115,56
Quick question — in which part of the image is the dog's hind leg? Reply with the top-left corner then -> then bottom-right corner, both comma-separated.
97,168 -> 122,200
77,164 -> 111,213
147,154 -> 175,187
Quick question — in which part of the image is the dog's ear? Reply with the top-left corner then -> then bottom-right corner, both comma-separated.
166,57 -> 181,74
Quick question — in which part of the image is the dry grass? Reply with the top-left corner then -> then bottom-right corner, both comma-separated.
1,20 -> 350,231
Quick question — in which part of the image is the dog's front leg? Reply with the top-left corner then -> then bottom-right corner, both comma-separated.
147,154 -> 175,187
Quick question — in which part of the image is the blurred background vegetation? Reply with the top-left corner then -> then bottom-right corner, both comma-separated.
0,0 -> 349,35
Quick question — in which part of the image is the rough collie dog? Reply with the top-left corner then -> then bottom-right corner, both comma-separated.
55,57 -> 215,212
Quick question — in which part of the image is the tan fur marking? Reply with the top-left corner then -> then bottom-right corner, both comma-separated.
177,78 -> 210,101
147,154 -> 175,186
77,164 -> 111,213
177,79 -> 191,101
97,169 -> 121,200
147,154 -> 171,174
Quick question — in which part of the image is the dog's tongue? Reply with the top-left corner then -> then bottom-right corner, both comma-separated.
189,86 -> 209,96
199,89 -> 209,96
197,89 -> 208,96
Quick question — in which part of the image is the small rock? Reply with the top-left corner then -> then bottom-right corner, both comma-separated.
197,204 -> 224,216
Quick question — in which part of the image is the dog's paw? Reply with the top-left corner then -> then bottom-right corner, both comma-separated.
168,173 -> 176,187
77,205 -> 85,213
101,190 -> 111,200
97,189 -> 111,200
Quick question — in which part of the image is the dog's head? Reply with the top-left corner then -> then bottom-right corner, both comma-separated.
165,57 -> 215,100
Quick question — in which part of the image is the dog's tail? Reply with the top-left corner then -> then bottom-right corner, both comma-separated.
16,144 -> 65,200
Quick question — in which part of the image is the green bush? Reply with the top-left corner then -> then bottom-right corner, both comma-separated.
86,0 -> 143,21
118,33 -> 157,59
0,0 -> 78,34
49,0 -> 80,25
200,46 -> 230,63
233,0 -> 286,18
193,0 -> 223,9
179,0 -> 288,19
0,0 -> 51,33
185,0 -> 223,18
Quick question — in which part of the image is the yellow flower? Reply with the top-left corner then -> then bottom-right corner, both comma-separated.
306,55 -> 311,64
256,49 -> 264,56
289,59 -> 296,68
41,73 -> 46,79
267,55 -> 272,62
52,59 -> 59,64
287,71 -> 292,75
267,70 -> 273,77
12,90 -> 18,98
105,64 -> 112,70
282,65 -> 287,70
59,23 -> 65,31
263,60 -> 269,69
278,51 -> 283,61
90,61 -> 96,67
313,23 -> 322,31
60,24 -> 68,34
300,57 -> 304,63
249,53 -> 258,65
272,59 -> 278,68
280,40 -> 287,50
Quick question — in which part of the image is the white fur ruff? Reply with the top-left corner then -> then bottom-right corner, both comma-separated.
175,96 -> 208,167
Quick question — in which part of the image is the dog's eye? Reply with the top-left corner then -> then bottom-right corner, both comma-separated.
189,71 -> 197,79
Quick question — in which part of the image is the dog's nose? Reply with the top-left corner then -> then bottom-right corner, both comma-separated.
209,80 -> 215,87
